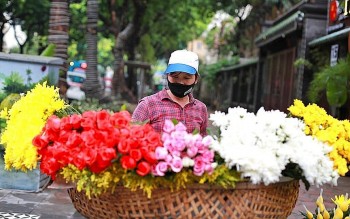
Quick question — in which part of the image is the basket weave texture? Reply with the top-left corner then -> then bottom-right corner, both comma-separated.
68,179 -> 299,219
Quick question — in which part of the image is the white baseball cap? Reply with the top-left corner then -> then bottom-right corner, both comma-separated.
164,50 -> 199,75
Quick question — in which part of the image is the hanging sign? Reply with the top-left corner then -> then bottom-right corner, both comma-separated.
330,44 -> 339,66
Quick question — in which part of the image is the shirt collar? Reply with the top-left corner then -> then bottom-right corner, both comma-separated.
160,89 -> 195,103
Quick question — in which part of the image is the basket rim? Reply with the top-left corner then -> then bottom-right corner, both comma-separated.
70,177 -> 298,194
179,177 -> 297,190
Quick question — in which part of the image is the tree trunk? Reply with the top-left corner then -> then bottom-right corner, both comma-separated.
48,0 -> 70,96
112,23 -> 137,103
110,0 -> 147,103
0,22 -> 6,52
84,0 -> 103,99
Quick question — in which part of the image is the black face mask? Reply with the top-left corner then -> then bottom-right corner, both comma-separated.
167,78 -> 195,98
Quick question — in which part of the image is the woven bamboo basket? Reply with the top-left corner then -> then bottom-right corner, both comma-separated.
68,178 -> 299,219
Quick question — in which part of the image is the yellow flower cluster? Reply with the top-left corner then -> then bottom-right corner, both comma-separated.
332,194 -> 350,219
61,163 -> 240,198
288,99 -> 350,176
0,82 -> 66,171
303,189 -> 350,219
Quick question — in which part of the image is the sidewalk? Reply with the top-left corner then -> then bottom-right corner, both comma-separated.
0,177 -> 349,219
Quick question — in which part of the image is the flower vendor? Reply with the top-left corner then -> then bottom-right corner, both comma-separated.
132,49 -> 208,136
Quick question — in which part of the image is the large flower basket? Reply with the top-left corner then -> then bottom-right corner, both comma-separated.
67,178 -> 300,219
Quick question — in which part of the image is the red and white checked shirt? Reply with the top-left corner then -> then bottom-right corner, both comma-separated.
132,89 -> 208,136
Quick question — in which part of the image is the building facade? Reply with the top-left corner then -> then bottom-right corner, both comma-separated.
255,0 -> 328,112
308,0 -> 350,119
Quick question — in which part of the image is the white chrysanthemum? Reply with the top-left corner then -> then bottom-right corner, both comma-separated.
209,111 -> 228,128
209,106 -> 339,187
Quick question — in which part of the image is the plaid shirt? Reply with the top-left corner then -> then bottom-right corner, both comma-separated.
132,89 -> 208,136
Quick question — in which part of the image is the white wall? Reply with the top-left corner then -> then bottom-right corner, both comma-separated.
0,53 -> 62,89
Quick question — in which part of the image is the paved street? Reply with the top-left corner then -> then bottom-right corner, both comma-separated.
0,177 -> 349,219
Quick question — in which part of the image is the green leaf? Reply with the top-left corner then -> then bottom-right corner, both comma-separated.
120,104 -> 127,111
307,55 -> 350,107
40,43 -> 56,57
326,76 -> 348,107
192,128 -> 199,135
171,119 -> 179,125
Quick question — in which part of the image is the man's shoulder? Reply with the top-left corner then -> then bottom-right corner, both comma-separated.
193,98 -> 207,109
140,90 -> 167,103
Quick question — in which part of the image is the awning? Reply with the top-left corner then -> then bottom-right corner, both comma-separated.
219,58 -> 258,72
255,11 -> 304,47
308,27 -> 350,47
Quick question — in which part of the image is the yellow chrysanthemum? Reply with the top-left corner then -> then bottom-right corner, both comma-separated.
1,82 -> 67,171
287,99 -> 305,117
288,99 -> 350,176
0,108 -> 8,118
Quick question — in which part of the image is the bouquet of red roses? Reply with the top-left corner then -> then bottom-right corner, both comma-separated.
33,110 -> 162,180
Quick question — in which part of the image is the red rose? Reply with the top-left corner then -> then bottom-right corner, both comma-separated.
120,156 -> 136,169
72,152 -> 88,170
98,147 -> 117,163
60,116 -> 72,130
130,149 -> 142,161
110,111 -> 131,128
40,156 -> 61,179
69,114 -> 82,129
82,147 -> 98,166
141,147 -> 157,164
46,115 -> 61,132
117,140 -> 131,154
136,161 -> 151,176
96,110 -> 113,130
56,129 -> 71,143
81,130 -> 103,147
119,128 -> 130,138
104,128 -> 121,147
32,134 -> 49,149
144,131 -> 162,148
130,125 -> 145,138
89,147 -> 116,173
66,131 -> 83,147
81,111 -> 97,130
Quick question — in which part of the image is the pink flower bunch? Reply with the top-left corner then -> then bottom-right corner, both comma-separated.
152,120 -> 216,176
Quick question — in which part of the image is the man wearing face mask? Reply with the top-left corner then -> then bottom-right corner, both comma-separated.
132,49 -> 208,136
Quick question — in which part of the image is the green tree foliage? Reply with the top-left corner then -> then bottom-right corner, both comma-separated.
136,34 -> 156,64
139,0 -> 219,58
97,36 -> 114,67
3,0 -> 50,54
202,57 -> 240,88
204,0 -> 301,57
69,0 -> 88,61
